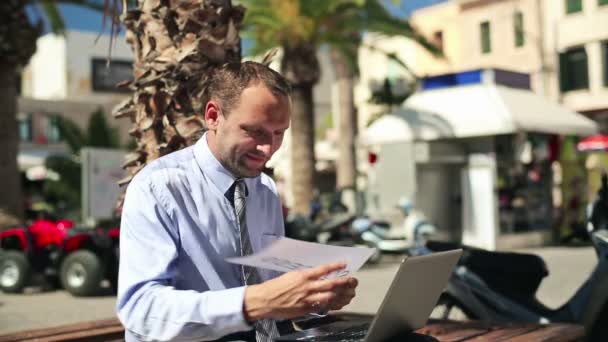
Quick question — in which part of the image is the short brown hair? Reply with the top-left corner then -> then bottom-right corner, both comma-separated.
203,61 -> 291,115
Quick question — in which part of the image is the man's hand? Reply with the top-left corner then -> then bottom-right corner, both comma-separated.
243,262 -> 358,321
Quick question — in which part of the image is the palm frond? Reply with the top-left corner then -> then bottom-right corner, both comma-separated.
345,1 -> 443,57
261,47 -> 279,66
38,1 -> 66,34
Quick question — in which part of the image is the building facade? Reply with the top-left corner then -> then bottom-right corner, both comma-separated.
356,0 -> 608,131
354,0 -> 608,247
18,30 -> 133,173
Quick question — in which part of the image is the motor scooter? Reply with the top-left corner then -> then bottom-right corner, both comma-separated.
350,197 -> 437,262
423,174 -> 608,341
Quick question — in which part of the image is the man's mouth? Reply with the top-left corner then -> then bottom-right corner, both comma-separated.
245,153 -> 266,164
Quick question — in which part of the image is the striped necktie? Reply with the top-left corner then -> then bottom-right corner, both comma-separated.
233,179 -> 280,342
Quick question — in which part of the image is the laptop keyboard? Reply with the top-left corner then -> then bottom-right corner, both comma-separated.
290,323 -> 371,342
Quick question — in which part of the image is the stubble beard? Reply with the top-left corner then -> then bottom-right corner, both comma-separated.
227,154 -> 262,179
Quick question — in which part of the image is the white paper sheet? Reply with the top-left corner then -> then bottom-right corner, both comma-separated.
226,237 -> 376,278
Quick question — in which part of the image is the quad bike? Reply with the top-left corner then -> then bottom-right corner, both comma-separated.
0,218 -> 119,296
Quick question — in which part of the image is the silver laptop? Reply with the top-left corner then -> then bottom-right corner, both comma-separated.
275,249 -> 463,342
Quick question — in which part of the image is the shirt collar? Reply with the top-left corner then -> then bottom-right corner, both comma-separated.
194,132 -> 256,197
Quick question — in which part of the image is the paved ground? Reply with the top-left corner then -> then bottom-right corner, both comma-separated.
0,246 -> 597,335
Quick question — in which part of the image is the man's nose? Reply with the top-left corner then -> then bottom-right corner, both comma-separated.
256,143 -> 272,157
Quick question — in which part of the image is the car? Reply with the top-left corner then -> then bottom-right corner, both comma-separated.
0,218 -> 119,296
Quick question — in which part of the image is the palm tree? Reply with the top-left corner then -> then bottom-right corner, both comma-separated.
112,0 -> 245,198
241,0 -> 440,214
329,4 -> 441,198
0,0 -> 106,226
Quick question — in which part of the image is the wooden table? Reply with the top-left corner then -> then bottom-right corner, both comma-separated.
417,320 -> 585,341
0,316 -> 585,342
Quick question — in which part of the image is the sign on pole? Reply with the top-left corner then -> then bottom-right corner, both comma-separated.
82,148 -> 125,223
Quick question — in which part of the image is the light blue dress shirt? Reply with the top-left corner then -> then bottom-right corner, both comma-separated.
116,133 -> 284,341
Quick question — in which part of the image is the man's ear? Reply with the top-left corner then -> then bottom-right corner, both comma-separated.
204,100 -> 222,131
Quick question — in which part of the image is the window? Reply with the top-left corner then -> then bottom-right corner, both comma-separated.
600,0 -> 608,6
386,58 -> 408,96
514,12 -> 525,47
603,41 -> 608,86
18,113 -> 32,142
91,58 -> 133,93
480,21 -> 491,54
565,0 -> 582,14
559,46 -> 589,91
387,58 -> 402,81
433,31 -> 444,53
46,115 -> 61,143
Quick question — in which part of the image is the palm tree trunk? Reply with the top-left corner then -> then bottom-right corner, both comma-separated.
290,84 -> 316,215
0,66 -> 23,223
281,44 -> 320,216
329,48 -> 358,192
115,0 -> 244,194
0,0 -> 41,225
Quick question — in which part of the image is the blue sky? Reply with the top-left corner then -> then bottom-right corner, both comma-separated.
31,0 -> 447,34
383,0 -> 448,18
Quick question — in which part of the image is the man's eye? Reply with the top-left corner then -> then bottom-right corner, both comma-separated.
244,128 -> 263,137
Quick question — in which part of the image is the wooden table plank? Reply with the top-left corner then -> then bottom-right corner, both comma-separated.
0,318 -> 123,342
465,325 -> 541,341
418,321 -> 492,341
417,320 -> 584,342
503,323 -> 585,342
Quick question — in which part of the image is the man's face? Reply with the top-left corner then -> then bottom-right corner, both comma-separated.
206,84 -> 291,178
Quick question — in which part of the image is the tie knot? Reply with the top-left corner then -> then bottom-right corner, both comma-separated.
234,179 -> 248,197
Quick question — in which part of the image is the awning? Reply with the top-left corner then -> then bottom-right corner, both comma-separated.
577,134 -> 608,152
18,97 -> 119,117
361,107 -> 456,144
363,84 -> 598,145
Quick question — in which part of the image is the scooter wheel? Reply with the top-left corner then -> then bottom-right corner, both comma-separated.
431,294 -> 477,321
367,249 -> 382,264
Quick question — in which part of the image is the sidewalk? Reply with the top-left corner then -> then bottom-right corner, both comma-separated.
0,246 -> 596,335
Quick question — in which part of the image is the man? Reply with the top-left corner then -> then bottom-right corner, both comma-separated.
116,61 -> 358,342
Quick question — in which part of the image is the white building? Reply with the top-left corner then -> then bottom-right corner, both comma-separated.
354,0 -> 608,249
18,30 -> 133,173
356,0 -> 608,131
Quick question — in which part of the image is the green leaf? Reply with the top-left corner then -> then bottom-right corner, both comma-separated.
87,107 -> 120,148
57,117 -> 87,154
38,1 -> 66,34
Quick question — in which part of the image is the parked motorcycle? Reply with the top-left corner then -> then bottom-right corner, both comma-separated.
422,175 -> 608,341
284,212 -> 356,246
350,197 -> 437,262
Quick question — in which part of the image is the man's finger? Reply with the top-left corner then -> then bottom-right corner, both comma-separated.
311,277 -> 355,292
304,262 -> 346,279
306,291 -> 336,306
328,290 -> 356,310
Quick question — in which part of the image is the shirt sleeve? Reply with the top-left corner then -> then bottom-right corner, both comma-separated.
116,177 -> 252,341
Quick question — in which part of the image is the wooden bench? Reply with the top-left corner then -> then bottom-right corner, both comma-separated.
0,316 -> 585,341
